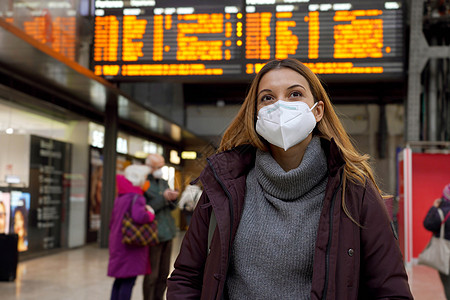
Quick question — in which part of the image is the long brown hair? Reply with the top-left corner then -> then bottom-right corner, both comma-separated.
219,58 -> 383,224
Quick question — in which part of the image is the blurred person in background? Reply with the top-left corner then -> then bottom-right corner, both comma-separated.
167,58 -> 412,299
424,183 -> 450,299
178,182 -> 202,229
143,153 -> 179,300
108,164 -> 155,300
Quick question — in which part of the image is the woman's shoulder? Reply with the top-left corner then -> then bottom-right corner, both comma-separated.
440,199 -> 450,209
208,144 -> 256,162
201,144 -> 256,177
117,193 -> 143,204
343,176 -> 385,214
343,175 -> 371,192
437,201 -> 450,218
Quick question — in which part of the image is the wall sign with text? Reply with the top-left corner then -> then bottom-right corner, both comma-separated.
92,0 -> 404,81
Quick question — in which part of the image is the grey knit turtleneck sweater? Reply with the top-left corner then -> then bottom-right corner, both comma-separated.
225,137 -> 328,300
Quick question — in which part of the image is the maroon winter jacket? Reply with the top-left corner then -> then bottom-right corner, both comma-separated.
167,138 -> 413,300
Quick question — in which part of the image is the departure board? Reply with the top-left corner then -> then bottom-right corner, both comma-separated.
3,12 -> 76,61
92,0 -> 404,81
23,16 -> 76,60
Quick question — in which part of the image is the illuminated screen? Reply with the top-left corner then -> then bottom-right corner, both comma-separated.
92,0 -> 404,81
24,15 -> 76,60
3,8 -> 76,61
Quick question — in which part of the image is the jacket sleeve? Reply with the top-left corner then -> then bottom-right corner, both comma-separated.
167,191 -> 210,299
359,180 -> 413,299
423,206 -> 441,233
131,195 -> 152,225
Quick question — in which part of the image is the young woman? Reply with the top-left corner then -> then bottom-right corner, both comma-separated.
167,58 -> 412,299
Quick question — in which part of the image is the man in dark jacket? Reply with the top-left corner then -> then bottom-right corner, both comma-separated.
143,153 -> 179,300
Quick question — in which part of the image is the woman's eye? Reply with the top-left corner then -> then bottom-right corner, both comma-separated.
290,91 -> 302,98
261,95 -> 274,102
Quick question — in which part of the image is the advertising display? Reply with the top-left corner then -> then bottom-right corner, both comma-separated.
0,192 -> 10,234
10,191 -> 30,252
93,0 -> 404,80
88,148 -> 103,233
86,146 -> 139,243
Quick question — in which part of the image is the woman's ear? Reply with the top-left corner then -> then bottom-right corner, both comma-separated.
314,101 -> 324,122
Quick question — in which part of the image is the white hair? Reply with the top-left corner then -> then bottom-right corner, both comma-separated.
145,153 -> 165,170
124,165 -> 151,187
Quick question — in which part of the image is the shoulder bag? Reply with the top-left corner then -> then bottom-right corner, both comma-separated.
121,194 -> 159,246
418,208 -> 450,275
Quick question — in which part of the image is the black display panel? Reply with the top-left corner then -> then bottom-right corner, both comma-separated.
28,135 -> 71,252
92,0 -> 404,81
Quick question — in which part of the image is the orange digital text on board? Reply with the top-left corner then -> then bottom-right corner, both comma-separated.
95,64 -> 224,76
93,8 -> 393,76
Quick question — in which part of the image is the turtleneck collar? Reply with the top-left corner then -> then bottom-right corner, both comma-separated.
255,136 -> 328,201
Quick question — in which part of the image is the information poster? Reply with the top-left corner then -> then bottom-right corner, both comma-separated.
29,135 -> 71,251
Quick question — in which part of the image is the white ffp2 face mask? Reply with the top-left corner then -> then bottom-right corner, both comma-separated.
256,100 -> 318,151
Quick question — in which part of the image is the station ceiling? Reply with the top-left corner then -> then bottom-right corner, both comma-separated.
0,18 -> 209,150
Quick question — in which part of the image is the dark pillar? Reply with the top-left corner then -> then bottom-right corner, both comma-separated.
377,103 -> 387,159
99,93 -> 118,248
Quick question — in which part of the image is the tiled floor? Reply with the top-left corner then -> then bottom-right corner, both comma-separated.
0,231 -> 447,299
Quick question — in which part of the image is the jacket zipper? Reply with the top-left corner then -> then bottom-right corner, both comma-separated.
207,159 -> 234,299
322,170 -> 343,300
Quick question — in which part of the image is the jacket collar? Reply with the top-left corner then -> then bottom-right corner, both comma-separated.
203,137 -> 345,183
202,144 -> 256,184
116,174 -> 143,195
320,137 -> 346,176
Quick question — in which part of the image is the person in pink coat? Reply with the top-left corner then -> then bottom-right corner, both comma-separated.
108,165 -> 155,300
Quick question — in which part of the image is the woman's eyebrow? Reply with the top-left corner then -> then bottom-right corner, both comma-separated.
287,84 -> 306,91
257,89 -> 272,98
